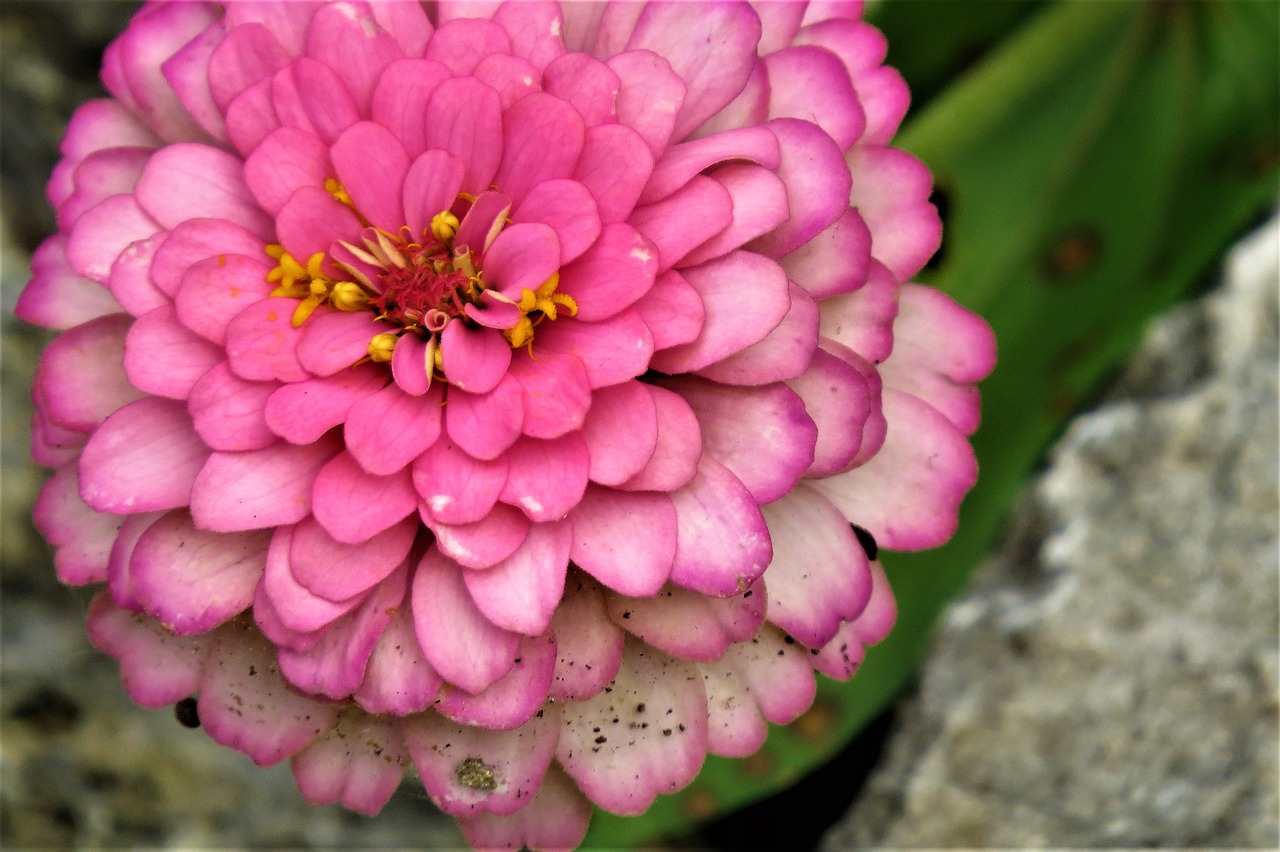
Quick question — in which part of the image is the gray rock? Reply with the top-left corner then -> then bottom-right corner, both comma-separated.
824,217 -> 1280,849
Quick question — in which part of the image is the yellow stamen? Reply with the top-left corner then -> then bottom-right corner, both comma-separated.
330,281 -> 369,312
431,210 -> 459,244
368,333 -> 398,363
325,178 -> 353,208
292,296 -> 323,327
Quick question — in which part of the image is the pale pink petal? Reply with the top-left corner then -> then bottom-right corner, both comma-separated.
161,23 -> 228,142
432,503 -> 530,570
557,639 -> 708,815
33,464 -> 122,586
190,435 -> 340,532
87,593 -> 209,708
411,548 -> 520,694
224,298 -> 310,383
134,143 -> 272,237
413,438 -> 508,525
684,163 -> 789,266
130,510 -> 270,634
618,384 -> 702,492
425,77 -> 504,194
573,123 -> 654,224
818,257 -> 898,364
669,457 -> 772,596
458,765 -> 591,852
694,280 -> 820,385
31,407 -> 86,469
579,381 -> 657,486
151,217 -> 267,297
548,577 -> 625,701
436,630 -> 557,729
848,145 -> 941,282
786,344 -> 874,477
782,207 -> 873,300
174,254 -> 275,345
291,711 -> 410,816
762,484 -> 872,648
812,561 -> 897,680
404,703 -> 560,817
306,2 -> 403,115
290,512 -> 415,601
57,146 -> 151,231
499,435 -> 588,522
639,125 -> 780,206
106,233 -> 169,317
444,375 -> 524,461
263,365 -> 385,445
765,46 -> 864,148
691,57 -> 768,141
105,511 -> 162,613
344,380 -> 444,475
628,175 -> 732,272
311,451 -> 418,545
607,580 -> 764,663
261,525 -> 364,636
78,398 -> 208,514
569,487 -> 676,597
701,624 -> 817,757
512,179 -> 600,265
123,305 -> 221,400
354,598 -> 443,715
608,49 -> 686,158
35,313 -> 143,432
199,617 -> 340,766
56,98 -> 160,161
371,0 -> 434,56
463,521 -> 570,634
749,118 -> 851,258
16,235 -> 124,330
66,194 -> 161,284
632,268 -> 705,352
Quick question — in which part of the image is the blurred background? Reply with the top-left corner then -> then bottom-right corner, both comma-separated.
2,1 -> 1276,848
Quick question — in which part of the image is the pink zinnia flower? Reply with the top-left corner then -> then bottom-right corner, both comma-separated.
18,1 -> 995,847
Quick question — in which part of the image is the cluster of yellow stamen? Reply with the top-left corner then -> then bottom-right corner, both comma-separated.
265,244 -> 370,327
506,273 -> 578,349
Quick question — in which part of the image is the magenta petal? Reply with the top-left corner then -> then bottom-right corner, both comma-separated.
291,711 -> 410,816
411,548 -> 520,694
463,521 -> 571,634
243,126 -> 330,216
765,46 -> 864,149
473,52 -> 542,108
345,381 -> 443,475
432,503 -> 530,570
273,57 -> 361,144
702,624 -> 818,758
31,408 -> 86,469
436,630 -> 556,729
65,194 -> 160,284
199,618 -> 340,766
134,143 -> 271,237
669,457 -> 772,596
444,375 -> 524,461
105,233 -> 168,318
533,309 -> 653,390
104,511 -> 161,612
608,50 -> 685,158
17,235 -> 124,330
372,58 -> 449,156
306,2 -> 403,116
633,269 -> 705,352
650,250 -> 790,375
573,123 -> 654,224
175,254 -> 275,345
695,281 -> 820,386
695,56 -> 769,145
207,21 -> 289,111
558,223 -> 658,322
190,435 -> 340,533
78,398 -> 207,514
254,580 -> 327,655
123,305 -> 221,400
404,703 -> 560,818
33,464 -> 121,586
482,222 -> 561,297
558,638 -> 708,815
607,581 -> 764,663
628,175 -> 732,272
161,25 -> 228,143
666,377 -> 816,505
295,310 -> 383,377
785,344 -> 873,477
580,381 -> 657,486
402,147 -> 465,235
354,599 -> 443,716
439,320 -> 511,395
513,179 -> 601,265
425,77 -> 504,195
224,298 -> 310,383
35,313 -> 142,432
494,92 -> 585,205
812,561 -> 898,680
225,76 -> 279,155
499,435 -> 589,522
425,17 -> 511,75
130,510 -> 269,634
413,438 -> 508,525
783,207 -> 873,300
543,52 -> 621,128
762,485 -> 872,648
548,577 -> 624,701
262,525 -> 363,636
278,563 -> 407,699
507,352 -> 591,440
459,765 -> 591,852
390,332 -> 432,396
569,487 -> 676,597
263,364 -> 385,445
812,389 -> 978,551
750,119 -> 851,258
331,122 -> 410,232
492,0 -> 565,69
619,384 -> 702,492
310,451 -> 418,545
454,188 -> 512,254
640,125 -> 780,206
275,185 -> 363,265
87,593 -> 209,708
290,514 -> 415,602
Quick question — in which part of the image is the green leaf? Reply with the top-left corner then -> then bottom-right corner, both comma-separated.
585,1 -> 1279,846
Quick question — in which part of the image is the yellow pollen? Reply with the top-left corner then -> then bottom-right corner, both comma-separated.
368,333 -> 398,362
431,210 -> 460,244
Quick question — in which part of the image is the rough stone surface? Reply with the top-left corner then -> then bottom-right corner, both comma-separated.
824,217 -> 1280,849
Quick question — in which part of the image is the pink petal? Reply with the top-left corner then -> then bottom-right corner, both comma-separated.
412,548 -> 520,694
224,298 -> 310,383
65,194 -> 161,284
765,46 -> 864,149
290,513 -> 416,601
56,98 -> 159,162
811,389 -> 978,551
35,313 -> 143,432
436,630 -> 557,729
253,578 -> 326,654
16,235 -> 124,330
669,457 -> 772,596
242,126 -> 331,216
499,434 -> 589,522
33,464 -> 122,586
305,1 -> 404,115
701,624 -> 818,757
404,703 -> 560,817
278,563 -> 407,698
225,76 -> 280,156
425,17 -> 511,75
512,179 -> 601,265
494,92 -> 585,205
453,188 -> 512,254
272,57 -> 361,144
174,254 -> 275,345
190,435 -> 340,532
548,576 -> 625,700
391,332 -> 433,396
619,384 -> 702,492
473,53 -> 542,108
160,22 -> 228,143
30,408 -> 86,469
372,58 -> 452,159
694,280 -> 820,386
431,502 -> 530,570
557,638 -> 708,815
608,49 -> 686,158
199,618 -> 340,766
103,510 -> 162,612
558,223 -> 658,321
640,125 -> 780,206
458,765 -> 591,852
762,484 -> 873,648
812,561 -> 897,680
463,521 -> 571,634
786,343 -> 874,477
749,118 -> 850,258
542,52 -> 620,128
402,147 -> 465,235
532,309 -> 654,389
580,381 -> 657,486
492,0 -> 566,69
207,21 -> 290,111
130,510 -> 270,634
331,121 -> 410,232
413,438 -> 508,524
344,380 -> 444,475
151,217 -> 267,297
444,375 -> 524,461
310,451 -> 418,545
371,0 -> 434,55
569,487 -> 676,597
628,175 -> 732,272
134,144 -> 272,238
819,256 -> 898,365
105,233 -> 168,317
275,184 -> 363,265
78,398 -> 208,514
261,524 -> 364,636
649,250 -> 790,374
87,593 -> 209,708
425,77 -> 504,195
354,599 -> 443,715
782,206 -> 873,300
632,268 -> 705,352
692,57 -> 768,140
608,580 -> 764,663
573,123 -> 654,224
57,146 -> 151,232
263,365 -> 385,445
123,305 -> 221,400
482,222 -> 561,297
291,711 -> 410,816
295,309 -> 385,377
847,145 -> 941,283
438,323 -> 511,398
684,163 -> 790,266
507,352 -> 591,440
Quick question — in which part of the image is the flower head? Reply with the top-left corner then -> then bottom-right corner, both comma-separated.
19,1 -> 995,847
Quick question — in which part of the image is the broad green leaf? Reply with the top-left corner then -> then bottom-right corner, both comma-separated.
586,0 -> 1278,845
